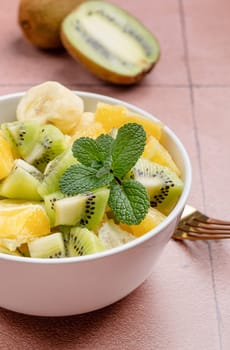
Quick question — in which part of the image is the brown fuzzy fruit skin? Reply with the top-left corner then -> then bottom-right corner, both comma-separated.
61,30 -> 158,85
18,0 -> 85,49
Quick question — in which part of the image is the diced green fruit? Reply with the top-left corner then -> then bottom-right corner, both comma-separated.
132,158 -> 184,215
67,226 -> 105,257
1,120 -> 40,158
44,191 -> 65,226
57,225 -> 71,254
38,148 -> 77,197
25,124 -> 68,171
28,232 -> 65,258
0,159 -> 43,201
46,187 -> 110,229
53,193 -> 87,226
61,1 -> 160,84
79,187 -> 110,229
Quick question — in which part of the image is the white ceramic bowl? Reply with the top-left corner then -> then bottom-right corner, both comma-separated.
0,91 -> 192,316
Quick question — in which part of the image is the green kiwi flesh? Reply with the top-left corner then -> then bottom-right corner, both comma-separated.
1,120 -> 40,158
61,0 -> 160,84
133,158 -> 183,215
38,148 -> 77,198
44,191 -> 65,226
0,159 -> 43,201
48,187 -> 110,229
53,193 -> 87,226
28,232 -> 65,258
79,187 -> 110,229
67,226 -> 105,256
25,124 -> 68,172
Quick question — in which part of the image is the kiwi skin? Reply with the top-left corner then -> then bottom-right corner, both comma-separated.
60,1 -> 160,85
61,30 -> 156,85
18,0 -> 85,49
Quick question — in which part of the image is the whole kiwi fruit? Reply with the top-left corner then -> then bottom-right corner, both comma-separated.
18,0 -> 85,49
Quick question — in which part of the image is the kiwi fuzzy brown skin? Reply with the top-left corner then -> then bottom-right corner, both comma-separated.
61,30 -> 157,85
18,0 -> 85,49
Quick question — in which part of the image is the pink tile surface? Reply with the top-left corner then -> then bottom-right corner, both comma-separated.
0,0 -> 230,349
184,0 -> 230,85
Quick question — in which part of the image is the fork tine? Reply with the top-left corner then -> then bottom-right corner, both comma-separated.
174,229 -> 230,240
173,205 -> 230,240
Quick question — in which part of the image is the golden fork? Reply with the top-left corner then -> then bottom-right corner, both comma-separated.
173,205 -> 230,240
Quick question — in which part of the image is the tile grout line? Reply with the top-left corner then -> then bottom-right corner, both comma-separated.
178,1 -> 223,349
177,0 -> 205,207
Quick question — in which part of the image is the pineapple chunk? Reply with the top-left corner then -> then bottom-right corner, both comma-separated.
143,135 -> 180,176
0,131 -> 14,180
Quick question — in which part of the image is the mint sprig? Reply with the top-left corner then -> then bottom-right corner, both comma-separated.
60,123 -> 149,225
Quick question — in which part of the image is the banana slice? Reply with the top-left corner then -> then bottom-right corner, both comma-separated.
16,81 -> 84,135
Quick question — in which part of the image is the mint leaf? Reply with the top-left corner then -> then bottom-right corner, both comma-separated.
60,164 -> 113,195
96,134 -> 114,161
109,179 -> 150,225
111,123 -> 146,179
72,137 -> 104,167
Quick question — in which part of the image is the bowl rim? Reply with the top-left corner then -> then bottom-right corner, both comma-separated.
0,90 -> 192,264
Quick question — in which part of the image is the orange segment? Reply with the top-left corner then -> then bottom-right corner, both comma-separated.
0,201 -> 50,250
120,207 -> 166,237
0,132 -> 14,180
95,102 -> 162,140
143,135 -> 181,176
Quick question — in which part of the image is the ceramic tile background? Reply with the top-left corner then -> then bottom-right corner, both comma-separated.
0,0 -> 230,349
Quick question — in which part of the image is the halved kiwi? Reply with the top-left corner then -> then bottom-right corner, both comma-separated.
61,1 -> 160,84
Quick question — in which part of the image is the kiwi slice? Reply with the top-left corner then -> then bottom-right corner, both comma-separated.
61,1 -> 160,84
48,187 -> 110,229
38,148 -> 77,198
67,226 -> 105,257
0,159 -> 43,201
1,120 -> 40,159
79,187 -> 110,229
132,158 -> 184,215
28,232 -> 65,258
44,191 -> 65,226
52,192 -> 87,227
25,124 -> 68,172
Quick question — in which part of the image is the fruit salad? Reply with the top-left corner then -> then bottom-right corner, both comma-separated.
0,81 -> 183,258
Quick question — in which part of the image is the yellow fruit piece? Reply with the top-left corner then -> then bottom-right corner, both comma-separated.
95,103 -> 162,140
120,207 -> 166,237
16,81 -> 84,135
0,132 -> 14,180
143,135 -> 181,176
0,201 -> 50,250
71,112 -> 105,141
